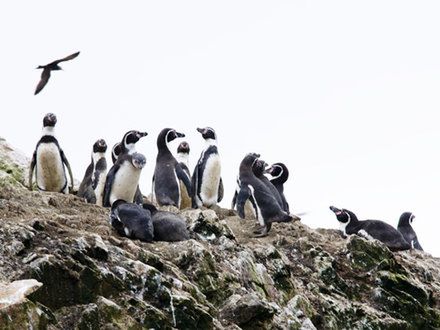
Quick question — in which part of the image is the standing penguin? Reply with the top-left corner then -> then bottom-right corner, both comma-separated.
176,141 -> 192,209
111,140 -> 144,204
236,153 -> 294,237
397,212 -> 423,251
329,206 -> 411,251
192,127 -> 223,208
265,162 -> 290,213
78,139 -> 108,205
253,159 -> 284,209
153,128 -> 192,207
110,199 -> 154,242
29,113 -> 74,193
103,152 -> 146,207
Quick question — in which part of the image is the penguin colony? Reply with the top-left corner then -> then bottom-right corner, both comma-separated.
28,112 -> 425,250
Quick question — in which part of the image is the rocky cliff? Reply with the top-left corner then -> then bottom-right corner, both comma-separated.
0,137 -> 439,330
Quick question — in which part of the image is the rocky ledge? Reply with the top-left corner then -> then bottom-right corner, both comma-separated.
0,138 -> 439,330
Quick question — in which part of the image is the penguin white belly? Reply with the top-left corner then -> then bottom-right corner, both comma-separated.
109,163 -> 141,205
94,171 -> 107,207
199,155 -> 221,207
36,144 -> 66,192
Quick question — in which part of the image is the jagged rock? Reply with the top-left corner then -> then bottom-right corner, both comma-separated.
219,293 -> 277,328
1,137 -> 440,329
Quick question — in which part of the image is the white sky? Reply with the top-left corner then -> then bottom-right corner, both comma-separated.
1,1 -> 439,257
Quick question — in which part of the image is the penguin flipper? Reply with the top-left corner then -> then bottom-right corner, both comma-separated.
103,164 -> 119,207
413,240 -> 423,251
236,186 -> 251,219
231,190 -> 238,210
176,164 -> 192,197
28,150 -> 37,191
60,149 -> 74,192
191,164 -> 199,208
217,177 -> 224,203
134,186 -> 144,205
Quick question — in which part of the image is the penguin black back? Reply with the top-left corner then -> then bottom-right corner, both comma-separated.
398,212 -> 423,251
266,162 -> 290,213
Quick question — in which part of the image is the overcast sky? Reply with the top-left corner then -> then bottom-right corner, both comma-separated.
1,1 -> 439,256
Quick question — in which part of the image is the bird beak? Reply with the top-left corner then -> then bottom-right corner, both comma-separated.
264,166 -> 273,174
176,132 -> 185,138
196,128 -> 204,134
137,132 -> 148,138
329,206 -> 342,215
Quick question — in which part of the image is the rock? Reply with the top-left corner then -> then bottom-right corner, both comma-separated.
219,293 -> 277,328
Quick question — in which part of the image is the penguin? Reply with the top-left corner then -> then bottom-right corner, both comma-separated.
329,206 -> 411,251
397,212 -> 423,251
118,130 -> 148,155
77,139 -> 108,206
29,113 -> 74,193
111,140 -> 144,204
236,153 -> 294,237
110,199 -> 154,242
103,152 -> 146,207
252,159 -> 284,210
176,141 -> 192,209
265,162 -> 290,213
143,203 -> 190,241
152,128 -> 192,207
192,127 -> 224,208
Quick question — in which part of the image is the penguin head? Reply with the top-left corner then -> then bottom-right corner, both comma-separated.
111,142 -> 122,163
43,113 -> 57,127
398,212 -> 415,226
142,202 -> 158,215
329,206 -> 356,224
93,139 -> 107,153
197,127 -> 217,140
177,141 -> 190,154
265,163 -> 289,182
111,199 -> 127,211
131,152 -> 146,170
123,130 -> 148,152
166,129 -> 185,143
240,152 -> 261,169
252,159 -> 267,177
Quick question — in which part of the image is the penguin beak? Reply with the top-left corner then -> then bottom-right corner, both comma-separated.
329,206 -> 342,215
137,132 -> 148,138
196,128 -> 204,134
264,166 -> 273,175
176,132 -> 185,138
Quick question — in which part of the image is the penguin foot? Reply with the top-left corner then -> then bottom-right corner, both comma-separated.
253,224 -> 271,237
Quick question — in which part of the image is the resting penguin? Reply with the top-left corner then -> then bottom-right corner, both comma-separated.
111,141 -> 144,204
398,212 -> 423,251
29,113 -> 74,193
176,141 -> 192,209
143,203 -> 190,241
236,153 -> 293,237
265,162 -> 290,213
103,152 -> 146,207
110,199 -> 154,242
329,206 -> 411,251
192,127 -> 224,208
152,128 -> 192,207
77,139 -> 108,206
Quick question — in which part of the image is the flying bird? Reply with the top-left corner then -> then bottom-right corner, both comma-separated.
34,51 -> 80,95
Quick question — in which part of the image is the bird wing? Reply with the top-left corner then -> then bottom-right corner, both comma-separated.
54,51 -> 80,64
34,68 -> 51,95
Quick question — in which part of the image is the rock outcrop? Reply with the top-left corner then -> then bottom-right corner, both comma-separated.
0,137 -> 440,329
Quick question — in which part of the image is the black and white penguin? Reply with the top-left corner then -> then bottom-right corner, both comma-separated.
329,206 -> 411,251
111,130 -> 147,204
103,152 -> 146,207
265,162 -> 290,213
398,212 -> 423,251
176,141 -> 192,209
110,199 -> 154,242
236,153 -> 293,237
29,113 -> 74,193
253,159 -> 284,210
152,128 -> 192,207
192,127 -> 223,208
143,203 -> 190,241
77,139 -> 108,206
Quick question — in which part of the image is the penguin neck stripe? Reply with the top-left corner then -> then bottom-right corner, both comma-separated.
205,138 -> 217,147
42,126 -> 55,137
